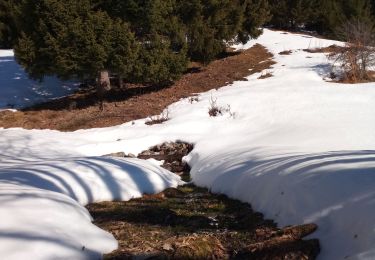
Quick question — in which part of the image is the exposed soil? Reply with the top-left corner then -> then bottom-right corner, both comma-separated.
87,142 -> 320,260
0,44 -> 274,131
278,50 -> 293,55
303,45 -> 345,54
258,72 -> 273,80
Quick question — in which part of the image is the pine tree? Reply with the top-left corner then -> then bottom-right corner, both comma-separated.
93,0 -> 188,85
14,0 -> 138,85
178,0 -> 271,64
268,0 -> 375,37
341,0 -> 374,24
268,0 -> 315,30
14,0 -> 271,87
0,0 -> 23,48
311,0 -> 345,36
238,0 -> 272,43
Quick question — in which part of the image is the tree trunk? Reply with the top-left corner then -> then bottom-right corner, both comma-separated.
97,70 -> 111,111
117,74 -> 123,89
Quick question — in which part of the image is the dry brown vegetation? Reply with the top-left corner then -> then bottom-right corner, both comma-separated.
88,142 -> 320,259
303,44 -> 346,54
88,186 -> 319,260
328,20 -> 375,83
0,44 -> 274,131
279,50 -> 293,55
258,72 -> 273,79
302,20 -> 375,84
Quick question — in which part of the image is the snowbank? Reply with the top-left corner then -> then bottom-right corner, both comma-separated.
1,29 -> 375,259
0,156 -> 181,259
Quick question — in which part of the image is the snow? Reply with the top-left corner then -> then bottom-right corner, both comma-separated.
1,29 -> 375,259
0,156 -> 182,259
0,50 -> 79,109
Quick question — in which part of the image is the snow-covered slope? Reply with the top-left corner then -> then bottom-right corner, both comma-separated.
0,50 -> 78,109
1,29 -> 375,259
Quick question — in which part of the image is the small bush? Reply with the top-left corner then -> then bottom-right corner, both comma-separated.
146,109 -> 169,125
208,96 -> 221,117
279,50 -> 292,55
258,71 -> 273,79
328,19 -> 375,83
208,96 -> 236,118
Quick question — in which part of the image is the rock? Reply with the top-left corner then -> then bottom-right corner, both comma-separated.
137,142 -> 193,176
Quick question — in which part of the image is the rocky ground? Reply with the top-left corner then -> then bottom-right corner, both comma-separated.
87,142 -> 320,259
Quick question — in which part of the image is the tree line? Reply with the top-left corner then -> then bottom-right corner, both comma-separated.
267,0 -> 375,37
0,0 -> 270,87
0,0 -> 374,87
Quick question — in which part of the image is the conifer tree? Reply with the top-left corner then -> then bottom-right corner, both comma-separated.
178,0 -> 271,64
0,0 -> 22,48
268,0 -> 375,37
238,0 -> 272,43
14,0 -> 138,86
92,0 -> 188,85
14,0 -> 272,87
341,0 -> 374,24
268,0 -> 314,30
310,0 -> 345,36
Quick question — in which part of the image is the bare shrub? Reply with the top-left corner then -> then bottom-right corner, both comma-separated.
258,71 -> 273,79
188,96 -> 199,104
146,109 -> 169,125
328,19 -> 375,83
208,96 -> 236,118
279,50 -> 292,55
224,104 -> 236,118
208,96 -> 221,117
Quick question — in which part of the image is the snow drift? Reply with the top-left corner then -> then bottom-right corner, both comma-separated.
0,156 -> 181,259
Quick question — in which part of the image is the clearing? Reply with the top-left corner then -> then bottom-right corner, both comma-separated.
1,29 -> 375,260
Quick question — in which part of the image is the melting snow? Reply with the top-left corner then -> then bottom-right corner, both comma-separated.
1,29 -> 375,259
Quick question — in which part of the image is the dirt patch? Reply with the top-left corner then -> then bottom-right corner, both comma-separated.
258,72 -> 273,79
303,45 -> 344,54
279,50 -> 293,55
0,44 -> 274,131
88,142 -> 320,259
88,187 -> 320,259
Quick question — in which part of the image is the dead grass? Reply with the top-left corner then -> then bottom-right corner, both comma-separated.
303,45 -> 345,54
258,72 -> 273,79
336,71 -> 375,84
87,184 -> 319,259
0,44 -> 274,131
87,143 -> 319,259
279,50 -> 293,55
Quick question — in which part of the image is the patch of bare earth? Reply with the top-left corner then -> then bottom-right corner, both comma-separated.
303,45 -> 345,54
279,50 -> 293,55
87,142 -> 320,259
258,72 -> 273,79
0,44 -> 274,131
